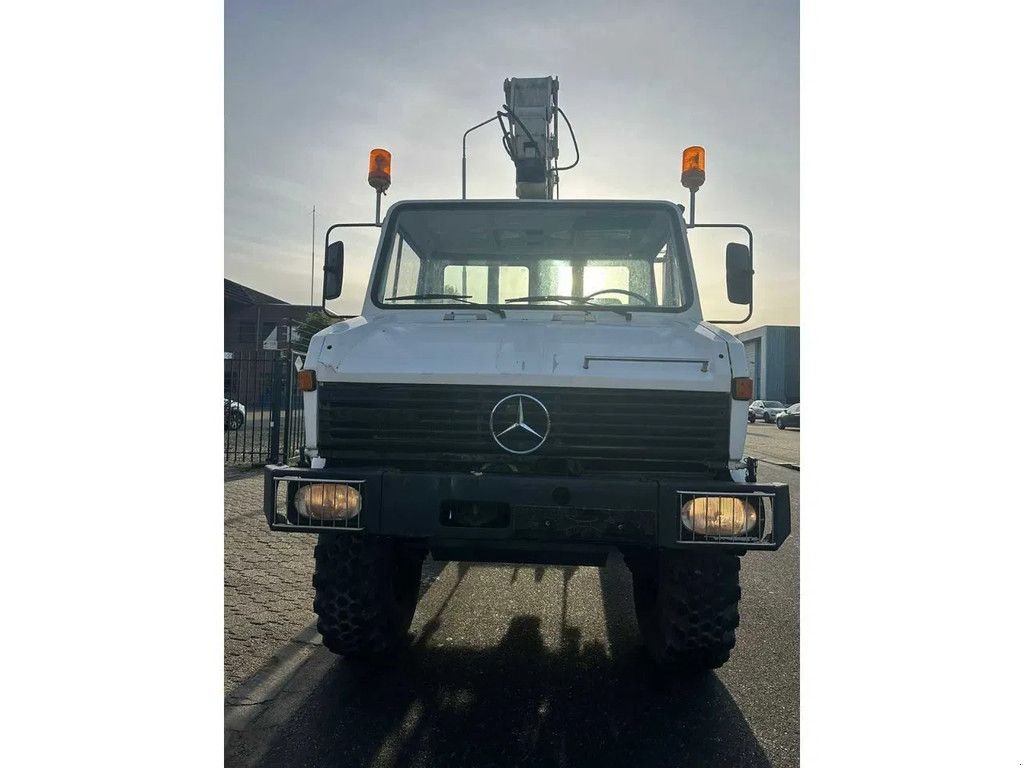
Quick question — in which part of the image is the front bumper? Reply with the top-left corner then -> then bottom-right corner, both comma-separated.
264,465 -> 790,554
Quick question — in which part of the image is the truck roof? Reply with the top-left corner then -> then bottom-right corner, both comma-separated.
386,199 -> 681,206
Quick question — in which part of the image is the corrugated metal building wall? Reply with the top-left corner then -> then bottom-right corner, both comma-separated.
737,325 -> 800,403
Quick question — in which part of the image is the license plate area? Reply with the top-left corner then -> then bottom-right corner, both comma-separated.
513,505 -> 655,541
440,500 -> 511,528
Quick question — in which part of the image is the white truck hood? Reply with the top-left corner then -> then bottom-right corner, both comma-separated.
305,313 -> 735,392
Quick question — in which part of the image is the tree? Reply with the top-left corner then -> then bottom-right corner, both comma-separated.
293,310 -> 336,349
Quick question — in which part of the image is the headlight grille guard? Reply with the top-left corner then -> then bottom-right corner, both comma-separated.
268,475 -> 366,532
675,489 -> 778,548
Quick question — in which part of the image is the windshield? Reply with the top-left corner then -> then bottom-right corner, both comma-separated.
373,202 -> 690,312
765,401 -> 783,408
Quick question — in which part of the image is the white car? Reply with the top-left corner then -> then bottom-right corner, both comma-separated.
776,403 -> 800,429
748,400 -> 786,423
224,398 -> 246,430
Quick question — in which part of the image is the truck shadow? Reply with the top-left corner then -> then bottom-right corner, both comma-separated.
231,559 -> 772,768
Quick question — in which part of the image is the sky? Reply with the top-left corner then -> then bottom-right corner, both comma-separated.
225,0 -> 798,331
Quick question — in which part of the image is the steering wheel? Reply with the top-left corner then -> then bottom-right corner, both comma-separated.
582,288 -> 651,305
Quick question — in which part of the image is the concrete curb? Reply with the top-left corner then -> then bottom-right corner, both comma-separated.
760,460 -> 800,472
225,621 -> 322,732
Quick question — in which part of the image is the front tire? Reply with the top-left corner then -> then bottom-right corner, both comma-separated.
227,410 -> 244,430
630,551 -> 741,673
777,419 -> 786,430
313,533 -> 423,659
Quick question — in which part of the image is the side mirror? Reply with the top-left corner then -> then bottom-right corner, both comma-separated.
726,242 -> 753,305
324,241 -> 344,301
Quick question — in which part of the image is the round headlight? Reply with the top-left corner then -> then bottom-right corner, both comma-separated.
681,496 -> 757,537
295,483 -> 362,521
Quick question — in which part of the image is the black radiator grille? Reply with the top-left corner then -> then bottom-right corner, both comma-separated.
317,383 -> 731,473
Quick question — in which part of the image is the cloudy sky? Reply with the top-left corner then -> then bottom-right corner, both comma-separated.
226,0 -> 798,330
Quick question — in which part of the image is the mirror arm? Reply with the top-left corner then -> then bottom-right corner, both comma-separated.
691,222 -> 754,325
321,303 -> 347,319
321,221 -> 383,316
709,303 -> 754,326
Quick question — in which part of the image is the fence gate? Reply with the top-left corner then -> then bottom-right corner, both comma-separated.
224,350 -> 306,465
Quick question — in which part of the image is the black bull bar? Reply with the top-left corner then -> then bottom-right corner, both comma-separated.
264,466 -> 790,555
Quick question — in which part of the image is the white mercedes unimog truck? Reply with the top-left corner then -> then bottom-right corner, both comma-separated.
264,77 -> 790,673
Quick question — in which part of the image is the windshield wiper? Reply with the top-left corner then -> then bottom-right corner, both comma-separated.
505,294 -> 574,305
384,294 -> 505,318
504,295 -> 632,319
385,293 -> 473,301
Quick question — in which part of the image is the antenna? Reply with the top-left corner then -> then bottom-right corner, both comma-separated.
310,204 -> 316,306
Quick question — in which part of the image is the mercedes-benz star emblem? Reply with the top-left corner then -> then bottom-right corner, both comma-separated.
489,394 -> 550,455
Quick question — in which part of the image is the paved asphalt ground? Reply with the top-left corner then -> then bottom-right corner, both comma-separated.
744,421 -> 800,469
225,428 -> 799,767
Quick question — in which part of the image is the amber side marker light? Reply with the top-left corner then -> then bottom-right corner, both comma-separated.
732,377 -> 753,400
368,148 -> 392,192
298,370 -> 317,392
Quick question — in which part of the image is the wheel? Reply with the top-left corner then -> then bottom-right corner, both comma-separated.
629,551 -> 741,673
313,533 -> 423,659
763,413 -> 771,423
777,418 -> 786,430
747,413 -> 754,423
227,409 -> 244,430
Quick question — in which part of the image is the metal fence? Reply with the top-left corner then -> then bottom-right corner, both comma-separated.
224,349 -> 306,465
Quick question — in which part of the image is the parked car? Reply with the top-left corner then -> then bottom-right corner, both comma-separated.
776,403 -> 800,429
224,398 -> 246,431
748,400 -> 786,423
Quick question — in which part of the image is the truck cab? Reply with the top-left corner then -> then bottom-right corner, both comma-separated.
263,76 -> 788,673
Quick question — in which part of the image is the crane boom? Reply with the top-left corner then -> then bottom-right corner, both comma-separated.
503,76 -> 559,199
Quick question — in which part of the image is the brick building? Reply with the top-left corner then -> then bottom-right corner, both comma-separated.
224,279 -> 320,410
224,279 -> 320,353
